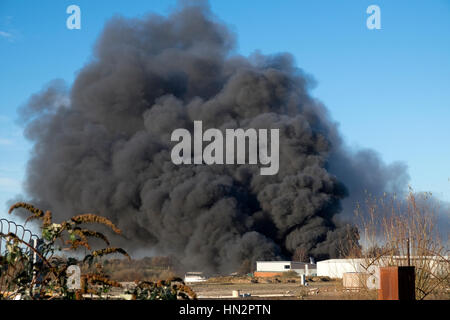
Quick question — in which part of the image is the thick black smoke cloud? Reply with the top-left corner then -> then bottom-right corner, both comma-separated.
18,3 -> 412,273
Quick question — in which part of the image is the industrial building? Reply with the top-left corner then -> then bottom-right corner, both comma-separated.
255,261 -> 317,277
317,259 -> 368,278
317,256 -> 448,279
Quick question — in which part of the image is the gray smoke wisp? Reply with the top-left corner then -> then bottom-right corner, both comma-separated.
18,3 -> 411,273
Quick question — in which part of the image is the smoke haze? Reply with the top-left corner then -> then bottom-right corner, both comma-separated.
17,2 -> 414,273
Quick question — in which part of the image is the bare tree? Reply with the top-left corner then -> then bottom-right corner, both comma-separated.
354,188 -> 449,299
292,247 -> 308,262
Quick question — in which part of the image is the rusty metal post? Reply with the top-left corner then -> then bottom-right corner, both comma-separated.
378,266 -> 415,300
406,238 -> 411,266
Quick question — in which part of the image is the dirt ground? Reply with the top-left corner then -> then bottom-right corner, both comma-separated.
102,275 -> 448,300
188,276 -> 378,300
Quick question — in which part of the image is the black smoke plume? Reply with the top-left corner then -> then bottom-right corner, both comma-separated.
17,2 -> 410,273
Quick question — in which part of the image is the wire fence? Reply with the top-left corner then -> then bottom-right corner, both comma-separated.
0,218 -> 39,297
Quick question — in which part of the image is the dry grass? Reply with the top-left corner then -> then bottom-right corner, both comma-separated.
2,202 -> 132,299
70,214 -> 121,234
8,202 -> 44,223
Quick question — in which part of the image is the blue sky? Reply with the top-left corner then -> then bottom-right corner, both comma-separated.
0,0 -> 449,221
